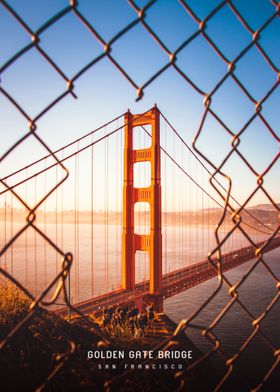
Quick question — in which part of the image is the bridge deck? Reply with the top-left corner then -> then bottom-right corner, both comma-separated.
55,237 -> 280,317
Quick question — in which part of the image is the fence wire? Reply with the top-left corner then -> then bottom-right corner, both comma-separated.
0,0 -> 279,391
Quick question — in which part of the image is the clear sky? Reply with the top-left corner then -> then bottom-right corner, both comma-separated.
0,0 -> 279,211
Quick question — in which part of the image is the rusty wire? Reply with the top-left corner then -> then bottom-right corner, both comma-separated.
0,0 -> 279,391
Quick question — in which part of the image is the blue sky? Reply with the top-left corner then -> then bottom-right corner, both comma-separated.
0,0 -> 279,210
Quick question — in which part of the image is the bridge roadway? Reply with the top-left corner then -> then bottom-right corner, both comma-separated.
55,237 -> 280,317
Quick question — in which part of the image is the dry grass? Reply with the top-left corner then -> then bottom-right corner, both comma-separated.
0,277 -> 31,325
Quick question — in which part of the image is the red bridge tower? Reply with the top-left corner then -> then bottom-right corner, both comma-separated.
122,105 -> 163,311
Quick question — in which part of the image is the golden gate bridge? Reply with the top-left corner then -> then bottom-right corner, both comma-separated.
0,105 -> 279,315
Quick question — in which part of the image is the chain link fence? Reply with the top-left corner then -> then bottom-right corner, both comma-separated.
0,0 -> 279,390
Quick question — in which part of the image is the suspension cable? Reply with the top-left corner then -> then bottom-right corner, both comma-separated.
159,110 -> 274,233
141,124 -> 272,236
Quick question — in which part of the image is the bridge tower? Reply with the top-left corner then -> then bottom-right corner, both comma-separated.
122,105 -> 163,311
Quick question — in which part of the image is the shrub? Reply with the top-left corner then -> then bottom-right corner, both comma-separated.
0,277 -> 31,325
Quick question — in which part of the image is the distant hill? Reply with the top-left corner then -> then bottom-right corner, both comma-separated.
0,203 -> 279,231
248,203 -> 280,211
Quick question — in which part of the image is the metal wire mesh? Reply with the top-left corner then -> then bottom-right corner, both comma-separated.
0,0 -> 279,390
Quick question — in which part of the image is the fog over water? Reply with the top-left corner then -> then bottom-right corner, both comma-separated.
0,222 -> 266,302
